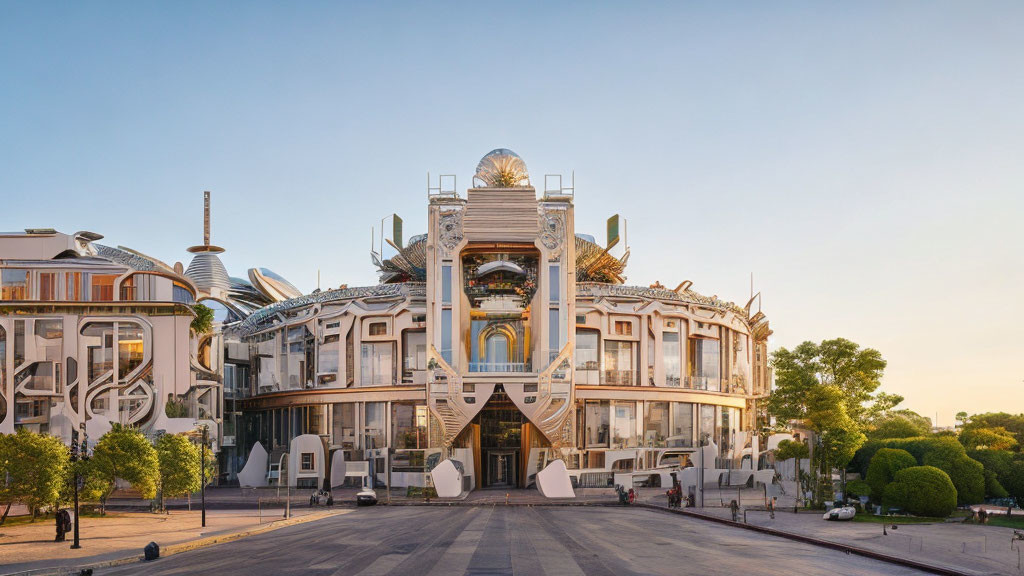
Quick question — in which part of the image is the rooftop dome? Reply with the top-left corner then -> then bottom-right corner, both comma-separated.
474,148 -> 530,187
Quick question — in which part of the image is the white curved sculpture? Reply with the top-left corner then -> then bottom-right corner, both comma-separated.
288,434 -> 326,488
237,441 -> 269,487
431,459 -> 463,498
536,460 -> 575,499
330,450 -> 348,488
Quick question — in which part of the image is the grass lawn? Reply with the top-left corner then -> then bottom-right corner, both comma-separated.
979,514 -> 1024,529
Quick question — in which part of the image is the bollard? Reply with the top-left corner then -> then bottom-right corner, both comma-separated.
144,541 -> 160,561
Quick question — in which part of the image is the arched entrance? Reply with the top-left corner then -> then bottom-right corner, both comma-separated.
473,386 -> 523,488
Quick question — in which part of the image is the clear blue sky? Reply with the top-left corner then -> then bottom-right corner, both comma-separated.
2,2 -> 1022,423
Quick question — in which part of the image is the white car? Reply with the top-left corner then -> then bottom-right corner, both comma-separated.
823,506 -> 856,521
356,488 -> 378,506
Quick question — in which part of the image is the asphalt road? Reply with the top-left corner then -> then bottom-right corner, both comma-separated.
99,506 -> 929,576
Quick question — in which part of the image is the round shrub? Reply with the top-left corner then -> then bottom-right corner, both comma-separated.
922,451 -> 985,506
846,479 -> 872,499
775,439 -> 809,461
866,448 -> 916,503
882,466 -> 957,517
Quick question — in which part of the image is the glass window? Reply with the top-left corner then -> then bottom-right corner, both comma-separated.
172,282 -> 194,304
688,338 -> 721,391
549,264 -> 560,303
90,274 -> 117,301
699,404 -> 718,448
363,402 -> 386,449
644,401 -> 669,447
368,322 -> 387,336
670,402 -> 694,448
721,407 -> 739,459
575,330 -> 599,385
402,330 -> 426,373
0,327 -> 5,397
611,401 -> 637,449
440,309 -> 452,365
441,265 -> 452,304
391,402 -> 427,449
14,320 -> 25,367
360,342 -> 394,387
301,452 -> 314,471
66,272 -> 83,301
1,269 -> 30,300
585,400 -> 609,448
118,323 -> 144,378
319,334 -> 339,373
548,308 -> 559,359
38,272 -> 57,301
663,331 -> 680,386
332,403 -> 356,449
614,320 -> 632,335
603,340 -> 634,385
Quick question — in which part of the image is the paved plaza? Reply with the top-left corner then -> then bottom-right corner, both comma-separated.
93,506 -> 928,576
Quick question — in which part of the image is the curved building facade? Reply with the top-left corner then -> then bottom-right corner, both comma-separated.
228,150 -> 773,493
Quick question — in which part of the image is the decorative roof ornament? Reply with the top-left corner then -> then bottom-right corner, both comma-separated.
473,149 -> 530,188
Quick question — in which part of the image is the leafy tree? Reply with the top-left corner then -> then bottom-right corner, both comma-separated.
955,411 -> 970,427
774,439 -> 809,460
958,427 -> 1018,451
868,410 -> 932,440
165,395 -> 190,418
846,479 -> 872,499
190,302 -> 214,335
962,413 -> 1024,450
155,434 -> 201,501
882,466 -> 957,517
867,392 -> 905,419
1002,459 -> 1024,508
0,429 -> 69,523
865,448 -> 916,504
84,425 -> 159,514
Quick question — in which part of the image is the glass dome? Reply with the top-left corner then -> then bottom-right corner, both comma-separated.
474,148 -> 530,187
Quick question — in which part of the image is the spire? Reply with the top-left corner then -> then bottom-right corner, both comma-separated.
187,191 -> 225,254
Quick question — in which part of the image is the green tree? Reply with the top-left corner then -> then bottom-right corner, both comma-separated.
846,479 -> 872,499
190,302 -> 214,335
882,466 -> 957,517
955,411 -> 970,427
775,439 -> 809,460
868,410 -> 932,440
865,448 -> 916,504
0,429 -> 69,523
958,427 -> 1018,451
84,425 -> 159,514
155,434 -> 201,502
1002,459 -> 1024,508
962,413 -> 1024,450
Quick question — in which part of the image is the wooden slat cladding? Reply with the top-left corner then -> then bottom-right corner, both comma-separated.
464,188 -> 538,241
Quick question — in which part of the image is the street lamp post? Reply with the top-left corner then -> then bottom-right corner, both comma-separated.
200,425 -> 208,528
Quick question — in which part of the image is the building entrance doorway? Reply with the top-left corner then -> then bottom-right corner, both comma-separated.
473,385 -> 525,488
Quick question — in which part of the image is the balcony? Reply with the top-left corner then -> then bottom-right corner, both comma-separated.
468,362 -> 530,373
685,376 -> 722,392
600,370 -> 636,386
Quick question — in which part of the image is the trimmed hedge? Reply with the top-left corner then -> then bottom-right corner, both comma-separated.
851,436 -> 985,505
882,466 -> 957,517
865,448 -> 916,504
846,479 -> 872,499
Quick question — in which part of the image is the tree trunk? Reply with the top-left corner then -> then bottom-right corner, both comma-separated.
0,502 -> 10,526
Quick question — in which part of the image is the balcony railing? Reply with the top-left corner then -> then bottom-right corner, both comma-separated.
600,370 -> 637,386
468,362 -> 530,373
685,376 -> 722,391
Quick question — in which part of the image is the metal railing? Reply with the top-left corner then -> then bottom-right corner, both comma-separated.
468,362 -> 530,373
601,370 -> 636,386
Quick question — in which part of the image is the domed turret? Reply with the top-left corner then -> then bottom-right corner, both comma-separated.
474,148 -> 530,187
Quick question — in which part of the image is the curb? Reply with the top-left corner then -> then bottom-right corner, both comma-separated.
635,504 -> 974,576
5,510 -> 344,576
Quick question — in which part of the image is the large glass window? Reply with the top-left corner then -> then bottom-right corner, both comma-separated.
363,402 -> 386,449
549,264 -> 560,303
38,272 -> 57,301
319,334 -> 339,374
670,402 -> 694,448
585,400 -> 609,448
663,331 -> 681,386
611,401 -> 637,449
66,272 -> 83,301
441,265 -> 452,304
360,342 -> 394,386
90,274 -> 117,301
603,340 -> 634,385
688,338 -> 721,391
332,403 -> 356,449
1,269 -> 30,300
575,330 -> 599,385
118,323 -> 144,378
440,309 -> 452,365
643,401 -> 669,447
402,330 -> 426,380
172,282 -> 194,304
14,320 -> 25,367
391,402 -> 427,449
721,407 -> 739,459
699,404 -> 718,448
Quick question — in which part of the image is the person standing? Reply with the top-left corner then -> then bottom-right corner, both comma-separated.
54,509 -> 68,542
